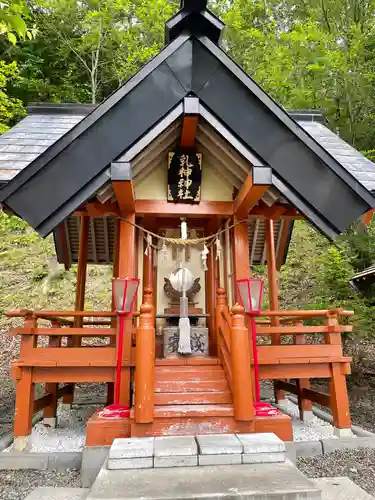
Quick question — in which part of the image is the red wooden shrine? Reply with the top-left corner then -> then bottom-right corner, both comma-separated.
1,0 -> 374,450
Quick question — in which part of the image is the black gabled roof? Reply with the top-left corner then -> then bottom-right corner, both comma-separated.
1,4 -> 375,238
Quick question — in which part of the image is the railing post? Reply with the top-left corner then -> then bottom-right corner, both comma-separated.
326,312 -> 351,433
43,319 -> 61,428
135,302 -> 155,423
294,321 -> 313,421
14,313 -> 37,451
230,304 -> 254,421
216,288 -> 227,350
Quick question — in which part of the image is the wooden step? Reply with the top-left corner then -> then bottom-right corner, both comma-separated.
155,357 -> 220,366
155,379 -> 229,393
154,391 -> 232,405
156,365 -> 223,372
153,404 -> 234,418
155,368 -> 226,382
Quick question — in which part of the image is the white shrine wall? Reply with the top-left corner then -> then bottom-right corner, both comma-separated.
134,157 -> 234,202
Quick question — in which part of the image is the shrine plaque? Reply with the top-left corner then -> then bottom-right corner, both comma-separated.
168,151 -> 202,203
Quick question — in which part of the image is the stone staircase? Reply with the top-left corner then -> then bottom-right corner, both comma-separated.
131,362 -> 254,436
24,433 -> 375,499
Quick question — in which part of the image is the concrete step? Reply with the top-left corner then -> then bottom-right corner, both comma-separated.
25,487 -> 89,500
313,477 -> 375,500
87,460 -> 321,499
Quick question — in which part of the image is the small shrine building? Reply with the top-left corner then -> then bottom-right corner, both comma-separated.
1,0 -> 375,448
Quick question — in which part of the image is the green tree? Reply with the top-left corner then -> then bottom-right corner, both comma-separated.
0,0 -> 34,44
24,0 -> 178,104
0,61 -> 25,134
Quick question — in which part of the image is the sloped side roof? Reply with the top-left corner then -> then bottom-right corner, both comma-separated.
2,108 -> 375,192
299,121 -> 375,192
0,106 -> 91,186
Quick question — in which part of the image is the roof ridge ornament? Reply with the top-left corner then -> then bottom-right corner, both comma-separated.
180,0 -> 208,11
166,0 -> 224,45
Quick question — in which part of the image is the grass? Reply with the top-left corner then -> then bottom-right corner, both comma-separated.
0,212 -> 112,332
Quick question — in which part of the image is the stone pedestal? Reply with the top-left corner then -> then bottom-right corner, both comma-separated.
163,326 -> 209,357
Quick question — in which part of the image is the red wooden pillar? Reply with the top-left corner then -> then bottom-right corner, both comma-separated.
115,215 -> 136,406
14,314 -> 37,449
107,219 -> 120,406
265,218 -> 285,402
233,217 -> 250,285
206,248 -> 217,356
64,216 -> 89,405
326,313 -> 351,430
112,218 -> 120,325
74,216 -> 90,326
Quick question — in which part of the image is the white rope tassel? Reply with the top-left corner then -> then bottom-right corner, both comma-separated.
161,241 -> 168,263
201,244 -> 209,271
178,220 -> 192,355
144,234 -> 152,256
181,220 -> 188,240
178,317 -> 192,354
215,236 -> 222,261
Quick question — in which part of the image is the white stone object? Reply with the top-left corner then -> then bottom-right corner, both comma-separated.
334,427 -> 355,438
302,411 -> 315,422
196,434 -> 242,455
154,456 -> 198,468
109,437 -> 154,459
198,454 -> 242,466
107,457 -> 153,470
242,452 -> 285,464
236,433 -> 285,454
163,326 -> 209,357
43,417 -> 57,429
154,436 -> 197,457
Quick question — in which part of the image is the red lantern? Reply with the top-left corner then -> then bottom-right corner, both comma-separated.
112,277 -> 140,315
236,278 -> 264,316
236,277 -> 280,418
97,277 -> 139,420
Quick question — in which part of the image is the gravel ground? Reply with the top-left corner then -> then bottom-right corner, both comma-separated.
297,448 -> 375,497
277,399 -> 343,441
0,469 -> 81,500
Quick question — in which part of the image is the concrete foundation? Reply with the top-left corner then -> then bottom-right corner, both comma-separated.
25,487 -> 89,500
86,460 -> 321,500
81,446 -> 110,488
13,436 -> 29,452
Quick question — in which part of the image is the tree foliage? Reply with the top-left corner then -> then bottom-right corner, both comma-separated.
0,61 -> 24,133
0,0 -> 34,45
